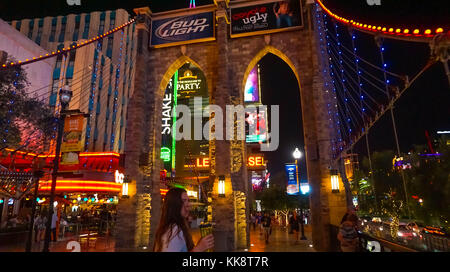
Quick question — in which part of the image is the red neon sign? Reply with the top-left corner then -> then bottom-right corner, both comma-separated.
39,180 -> 122,193
248,155 -> 265,168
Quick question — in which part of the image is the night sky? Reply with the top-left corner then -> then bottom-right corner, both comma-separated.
1,0 -> 449,178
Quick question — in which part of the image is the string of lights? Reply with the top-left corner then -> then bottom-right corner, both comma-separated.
314,3 -> 340,156
315,0 -> 445,41
318,5 -> 433,159
1,19 -> 135,70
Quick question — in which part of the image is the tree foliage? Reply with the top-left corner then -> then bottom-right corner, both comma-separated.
405,138 -> 450,226
258,170 -> 310,213
353,138 -> 450,227
0,59 -> 56,153
380,189 -> 404,239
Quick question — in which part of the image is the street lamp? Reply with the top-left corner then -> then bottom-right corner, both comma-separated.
293,148 -> 307,240
43,85 -> 72,252
293,148 -> 302,160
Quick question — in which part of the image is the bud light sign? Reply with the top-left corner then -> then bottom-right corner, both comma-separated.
151,12 -> 215,47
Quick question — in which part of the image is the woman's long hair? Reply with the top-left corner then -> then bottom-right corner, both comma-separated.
153,188 -> 194,251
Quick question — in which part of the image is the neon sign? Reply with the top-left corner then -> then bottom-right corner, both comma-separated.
184,156 -> 210,168
186,190 -> 198,198
247,155 -> 265,168
115,170 -> 124,184
160,147 -> 171,162
162,93 -> 172,135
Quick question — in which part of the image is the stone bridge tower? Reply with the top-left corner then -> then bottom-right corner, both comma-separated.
115,0 -> 348,252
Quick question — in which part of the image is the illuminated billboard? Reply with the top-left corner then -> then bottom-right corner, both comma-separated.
245,107 -> 268,143
251,171 -> 263,191
151,11 -> 215,48
244,65 -> 260,103
285,163 -> 299,195
230,0 -> 303,38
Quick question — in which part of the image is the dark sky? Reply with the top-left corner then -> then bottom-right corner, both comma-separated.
1,0 -> 448,177
259,54 -> 307,178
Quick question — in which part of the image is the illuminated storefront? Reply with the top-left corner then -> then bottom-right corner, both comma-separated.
0,150 -> 125,214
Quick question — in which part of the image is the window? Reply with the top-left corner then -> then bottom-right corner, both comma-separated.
50,18 -> 57,42
28,20 -> 34,39
83,15 -> 90,39
73,15 -> 81,41
66,51 -> 76,79
109,11 -> 116,30
99,12 -> 106,34
106,37 -> 113,58
36,19 -> 43,45
59,17 -> 67,42
15,21 -> 21,31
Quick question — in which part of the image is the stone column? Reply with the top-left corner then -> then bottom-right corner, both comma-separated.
115,7 -> 160,251
307,3 -> 348,250
211,0 -> 239,252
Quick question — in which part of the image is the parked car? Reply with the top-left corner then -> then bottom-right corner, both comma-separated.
406,221 -> 425,235
422,226 -> 448,237
396,224 -> 418,244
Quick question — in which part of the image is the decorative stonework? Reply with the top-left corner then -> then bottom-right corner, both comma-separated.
117,3 -> 347,252
134,193 -> 151,248
233,191 -> 247,249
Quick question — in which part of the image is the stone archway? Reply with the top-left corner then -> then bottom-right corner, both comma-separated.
116,3 -> 348,252
241,45 -> 301,94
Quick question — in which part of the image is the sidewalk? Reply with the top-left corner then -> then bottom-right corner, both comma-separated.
0,232 -> 115,252
0,225 -> 315,252
243,225 -> 316,252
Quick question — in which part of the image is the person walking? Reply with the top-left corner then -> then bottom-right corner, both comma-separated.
257,212 -> 263,235
337,213 -> 360,252
262,211 -> 272,244
289,211 -> 300,243
37,210 -> 48,244
33,212 -> 43,243
250,213 -> 256,231
153,188 -> 214,252
50,210 -> 58,242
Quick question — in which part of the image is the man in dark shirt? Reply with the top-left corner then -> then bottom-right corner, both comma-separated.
262,212 -> 272,244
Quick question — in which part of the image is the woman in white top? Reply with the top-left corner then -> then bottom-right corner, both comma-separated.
153,188 -> 214,252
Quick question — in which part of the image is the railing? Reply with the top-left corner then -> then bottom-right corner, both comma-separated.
361,222 -> 449,252
330,224 -> 449,252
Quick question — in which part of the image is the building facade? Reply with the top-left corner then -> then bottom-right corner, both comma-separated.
10,9 -> 137,153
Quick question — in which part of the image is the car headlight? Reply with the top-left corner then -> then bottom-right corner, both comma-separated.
397,231 -> 403,237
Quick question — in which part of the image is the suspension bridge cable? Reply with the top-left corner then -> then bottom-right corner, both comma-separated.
328,49 -> 380,110
325,29 -> 406,80
338,59 -> 437,156
327,41 -> 392,96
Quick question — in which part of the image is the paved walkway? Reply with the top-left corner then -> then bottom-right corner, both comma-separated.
0,232 -> 115,252
0,225 -> 315,252
243,224 -> 315,252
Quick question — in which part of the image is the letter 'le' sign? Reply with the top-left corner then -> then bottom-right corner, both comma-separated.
150,12 -> 215,48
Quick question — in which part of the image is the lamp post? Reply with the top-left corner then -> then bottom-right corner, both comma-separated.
293,148 -> 307,240
43,85 -> 72,252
